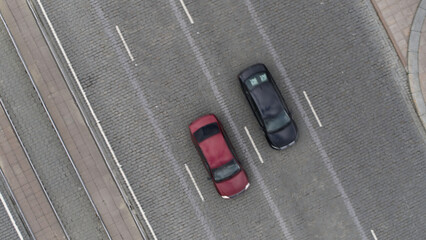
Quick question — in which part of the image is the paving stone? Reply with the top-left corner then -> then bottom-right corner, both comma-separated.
0,18 -> 108,240
0,176 -> 31,240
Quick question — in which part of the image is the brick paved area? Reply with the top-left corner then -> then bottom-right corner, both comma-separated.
372,0 -> 426,127
0,14 -> 108,239
0,0 -> 146,239
0,106 -> 65,239
374,0 -> 420,65
0,172 -> 31,240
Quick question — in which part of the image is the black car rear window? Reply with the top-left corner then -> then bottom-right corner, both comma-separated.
194,123 -> 220,143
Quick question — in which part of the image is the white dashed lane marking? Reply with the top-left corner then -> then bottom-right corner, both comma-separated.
371,229 -> 378,240
185,164 -> 205,202
116,25 -> 135,62
303,91 -> 323,127
179,0 -> 194,24
244,126 -> 264,164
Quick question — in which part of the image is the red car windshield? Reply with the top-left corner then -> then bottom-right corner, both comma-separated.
212,159 -> 241,182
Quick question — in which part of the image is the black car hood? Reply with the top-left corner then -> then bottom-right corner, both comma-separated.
266,121 -> 297,149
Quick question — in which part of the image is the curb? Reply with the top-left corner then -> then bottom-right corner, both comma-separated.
370,0 -> 407,68
407,0 -> 426,131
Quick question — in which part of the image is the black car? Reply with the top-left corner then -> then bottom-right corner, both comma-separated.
239,63 -> 297,150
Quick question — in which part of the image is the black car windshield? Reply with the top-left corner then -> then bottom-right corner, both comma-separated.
265,110 -> 291,133
212,159 -> 241,182
244,72 -> 269,90
193,123 -> 220,143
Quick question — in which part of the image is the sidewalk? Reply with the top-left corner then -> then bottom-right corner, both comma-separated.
0,0 -> 145,239
371,0 -> 426,130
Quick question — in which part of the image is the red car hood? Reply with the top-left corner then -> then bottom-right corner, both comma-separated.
214,170 -> 249,197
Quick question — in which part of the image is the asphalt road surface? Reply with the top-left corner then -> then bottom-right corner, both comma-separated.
30,0 -> 426,239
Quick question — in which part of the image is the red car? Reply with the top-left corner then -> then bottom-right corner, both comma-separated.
189,114 -> 250,199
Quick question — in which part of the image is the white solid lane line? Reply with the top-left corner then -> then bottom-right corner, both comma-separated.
36,1 -> 156,239
179,0 -> 194,24
0,192 -> 24,240
303,91 -> 323,127
371,230 -> 378,240
115,25 -> 135,62
244,126 -> 264,164
184,164 -> 205,202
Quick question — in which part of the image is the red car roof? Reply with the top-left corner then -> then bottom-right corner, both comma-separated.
199,133 -> 234,169
189,114 -> 234,169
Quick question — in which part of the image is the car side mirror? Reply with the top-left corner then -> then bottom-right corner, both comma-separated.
207,176 -> 211,180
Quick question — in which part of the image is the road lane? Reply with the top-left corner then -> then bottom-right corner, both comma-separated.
243,1 -> 366,238
167,0 -> 366,238
246,1 -> 426,239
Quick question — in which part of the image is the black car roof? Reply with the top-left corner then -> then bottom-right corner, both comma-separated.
250,82 -> 284,119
